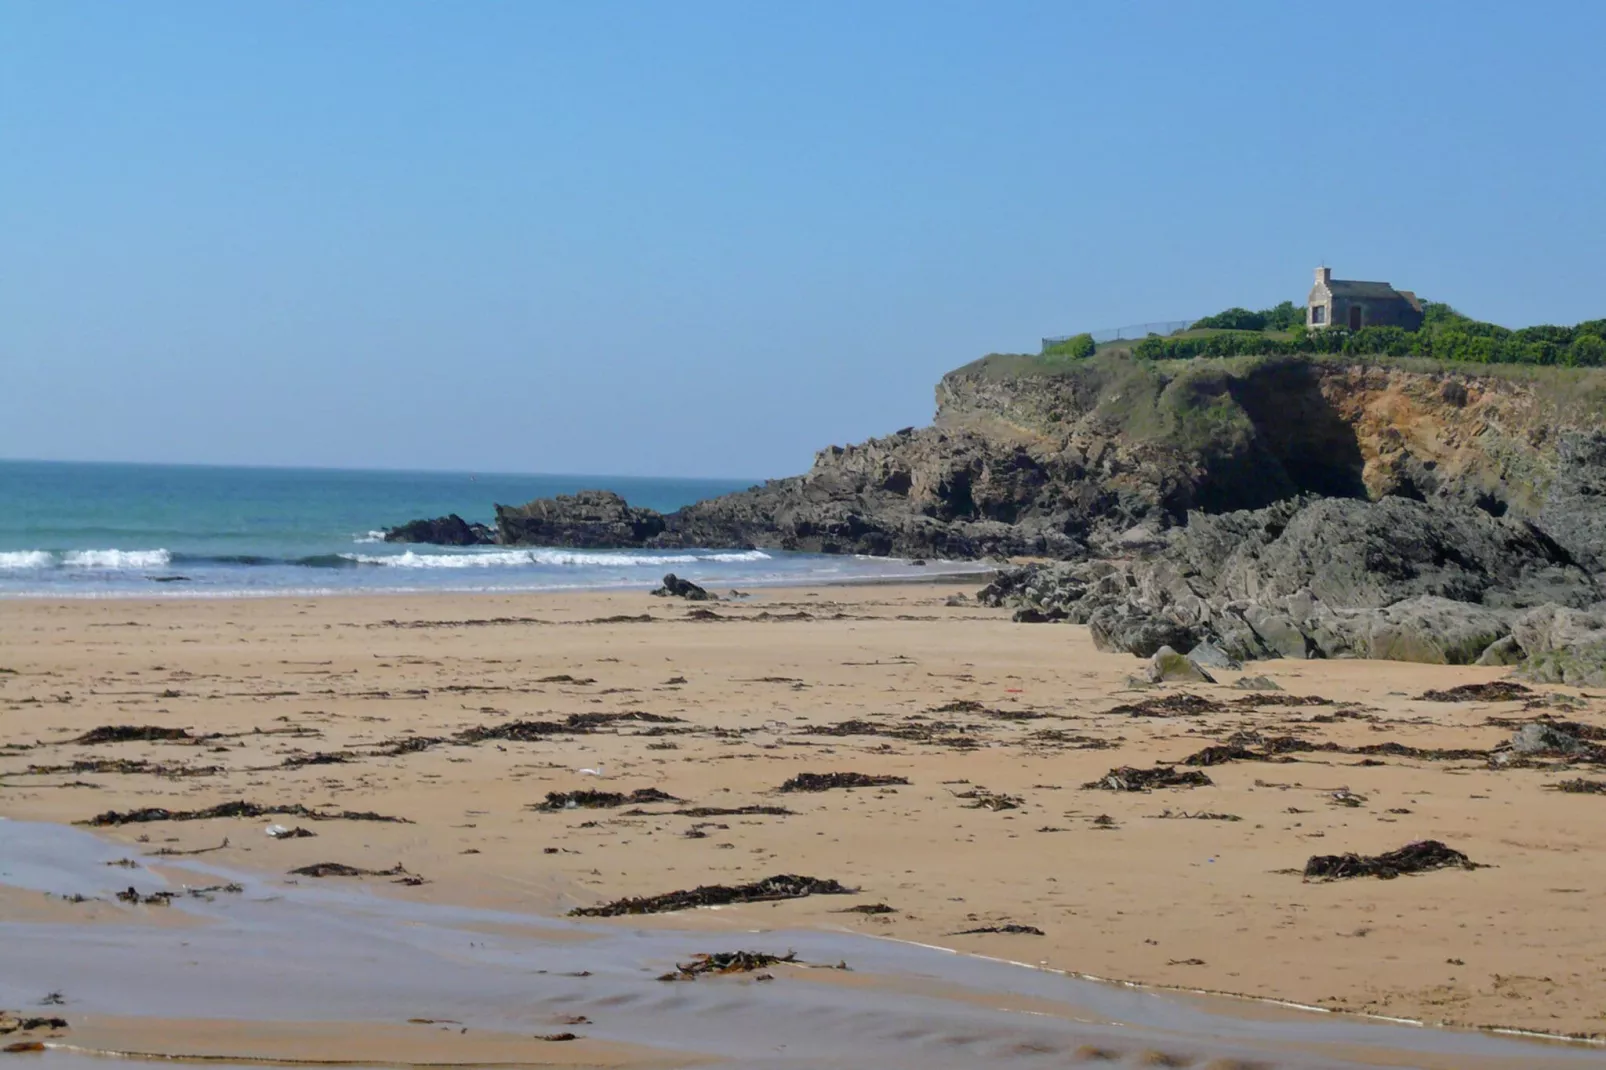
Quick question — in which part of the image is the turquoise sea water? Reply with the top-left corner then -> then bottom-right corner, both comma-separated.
0,460 -> 972,597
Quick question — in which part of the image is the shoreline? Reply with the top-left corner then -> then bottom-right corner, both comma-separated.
0,559 -> 998,603
5,814 -> 1602,1069
4,584 -> 1606,1052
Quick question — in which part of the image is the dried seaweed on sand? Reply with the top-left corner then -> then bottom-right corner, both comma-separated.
569,874 -> 854,917
1303,840 -> 1478,881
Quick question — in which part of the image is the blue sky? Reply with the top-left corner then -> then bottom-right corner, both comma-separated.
3,1 -> 1603,478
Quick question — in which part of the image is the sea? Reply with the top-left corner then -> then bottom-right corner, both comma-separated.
0,460 -> 978,598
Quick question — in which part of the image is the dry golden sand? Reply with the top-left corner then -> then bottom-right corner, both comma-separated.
2,584 -> 1605,1042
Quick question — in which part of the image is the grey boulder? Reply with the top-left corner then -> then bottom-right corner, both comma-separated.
1145,646 -> 1215,684
1512,605 -> 1606,687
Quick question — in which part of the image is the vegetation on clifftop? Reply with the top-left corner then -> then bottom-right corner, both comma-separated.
1189,301 -> 1305,332
1041,332 -> 1096,359
1135,302 -> 1606,366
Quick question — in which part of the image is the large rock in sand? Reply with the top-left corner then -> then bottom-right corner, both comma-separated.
1334,596 -> 1512,665
1144,646 -> 1215,684
1087,605 -> 1199,658
1511,605 -> 1606,687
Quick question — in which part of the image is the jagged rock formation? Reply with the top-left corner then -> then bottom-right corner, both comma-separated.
495,491 -> 668,549
382,514 -> 493,546
387,354 -> 1606,569
977,495 -> 1605,670
380,350 -> 1606,676
1512,605 -> 1606,686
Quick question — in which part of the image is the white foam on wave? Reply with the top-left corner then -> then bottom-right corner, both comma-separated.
342,548 -> 772,569
62,549 -> 172,570
0,551 -> 54,570
352,531 -> 387,544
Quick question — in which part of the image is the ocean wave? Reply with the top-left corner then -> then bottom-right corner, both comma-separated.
340,548 -> 772,569
352,530 -> 387,544
175,553 -> 275,567
0,549 -> 173,570
63,549 -> 173,569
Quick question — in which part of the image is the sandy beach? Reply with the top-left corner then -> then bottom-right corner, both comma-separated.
4,583 -> 1605,1063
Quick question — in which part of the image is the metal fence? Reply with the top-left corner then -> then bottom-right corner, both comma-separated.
1042,319 -> 1195,352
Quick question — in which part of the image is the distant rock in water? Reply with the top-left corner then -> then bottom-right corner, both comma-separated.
496,491 -> 667,549
383,514 -> 494,546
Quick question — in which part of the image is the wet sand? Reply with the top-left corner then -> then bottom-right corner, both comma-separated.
3,584 -> 1605,1062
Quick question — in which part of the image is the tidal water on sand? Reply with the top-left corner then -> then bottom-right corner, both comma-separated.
0,460 -> 977,597
2,819 -> 1597,1069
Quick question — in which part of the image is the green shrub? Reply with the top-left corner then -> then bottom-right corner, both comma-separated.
1345,326 -> 1414,357
1133,331 -> 1294,360
1134,305 -> 1606,368
1514,325 -> 1575,347
1262,300 -> 1305,331
1043,333 -> 1096,359
1191,307 -> 1267,332
1567,334 -> 1606,367
1191,300 -> 1306,333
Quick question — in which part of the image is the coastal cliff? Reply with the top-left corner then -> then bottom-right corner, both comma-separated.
391,353 -> 1606,565
459,354 -> 1606,564
387,352 -> 1606,675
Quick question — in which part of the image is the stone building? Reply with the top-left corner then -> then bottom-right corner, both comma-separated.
1307,267 -> 1423,331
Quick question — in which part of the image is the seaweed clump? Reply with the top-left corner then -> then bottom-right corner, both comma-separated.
81,801 -> 409,827
1418,682 -> 1533,702
456,711 -> 681,743
535,788 -> 680,811
778,772 -> 909,792
71,725 -> 193,745
569,874 -> 854,917
1553,778 -> 1606,794
1084,766 -> 1212,791
1303,840 -> 1478,881
1107,694 -> 1227,718
952,923 -> 1044,936
657,950 -> 797,981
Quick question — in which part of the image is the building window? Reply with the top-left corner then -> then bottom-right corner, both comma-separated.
1311,305 -> 1325,325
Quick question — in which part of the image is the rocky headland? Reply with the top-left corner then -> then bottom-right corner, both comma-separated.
386,351 -> 1606,679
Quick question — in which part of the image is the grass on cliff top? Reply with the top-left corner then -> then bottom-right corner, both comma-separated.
946,351 -> 1259,455
946,350 -> 1606,454
954,348 -> 1606,421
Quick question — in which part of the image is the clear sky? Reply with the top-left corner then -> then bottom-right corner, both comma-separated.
4,2 -> 1603,478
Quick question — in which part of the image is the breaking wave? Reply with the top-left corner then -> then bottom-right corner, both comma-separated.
0,547 -> 771,573
0,549 -> 173,570
340,548 -> 772,569
0,551 -> 54,570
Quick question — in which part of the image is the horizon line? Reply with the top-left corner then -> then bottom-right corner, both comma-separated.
0,456 -> 764,485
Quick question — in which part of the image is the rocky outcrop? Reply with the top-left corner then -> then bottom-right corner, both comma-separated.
1511,605 -> 1606,686
1163,496 -> 1593,610
651,426 -> 1086,558
978,495 -> 1603,667
388,355 -> 1606,571
383,514 -> 494,546
495,491 -> 666,549
479,355 -> 1606,563
378,349 -> 1606,679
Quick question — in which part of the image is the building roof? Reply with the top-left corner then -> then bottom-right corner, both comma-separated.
1324,279 -> 1410,301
